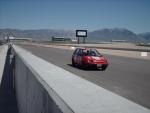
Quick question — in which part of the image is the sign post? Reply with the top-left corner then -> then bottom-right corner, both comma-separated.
76,30 -> 87,44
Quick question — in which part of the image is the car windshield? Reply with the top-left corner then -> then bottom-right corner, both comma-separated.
83,49 -> 101,56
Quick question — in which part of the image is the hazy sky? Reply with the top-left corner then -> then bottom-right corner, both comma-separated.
0,0 -> 150,33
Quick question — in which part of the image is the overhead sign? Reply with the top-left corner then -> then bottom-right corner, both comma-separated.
76,30 -> 87,37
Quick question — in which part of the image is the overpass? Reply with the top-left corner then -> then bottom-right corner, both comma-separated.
0,44 -> 150,113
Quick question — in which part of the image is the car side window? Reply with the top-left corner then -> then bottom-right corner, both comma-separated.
78,49 -> 83,56
74,48 -> 79,55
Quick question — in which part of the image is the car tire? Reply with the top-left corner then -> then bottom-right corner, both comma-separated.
81,61 -> 87,69
72,59 -> 75,67
101,65 -> 107,71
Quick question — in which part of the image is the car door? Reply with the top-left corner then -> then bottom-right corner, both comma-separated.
73,48 -> 79,63
77,49 -> 83,65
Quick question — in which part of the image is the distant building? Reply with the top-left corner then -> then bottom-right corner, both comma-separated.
4,36 -> 32,41
51,36 -> 71,42
12,38 -> 32,41
111,40 -> 126,42
71,39 -> 77,42
4,36 -> 15,40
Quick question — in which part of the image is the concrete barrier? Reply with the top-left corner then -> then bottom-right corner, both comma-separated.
12,45 -> 150,113
0,45 -> 8,84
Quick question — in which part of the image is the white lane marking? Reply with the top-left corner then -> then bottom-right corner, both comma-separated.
141,52 -> 147,57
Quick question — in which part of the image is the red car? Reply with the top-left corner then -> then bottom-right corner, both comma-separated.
72,48 -> 108,70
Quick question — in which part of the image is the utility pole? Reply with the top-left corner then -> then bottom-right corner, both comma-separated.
83,37 -> 86,44
78,37 -> 80,44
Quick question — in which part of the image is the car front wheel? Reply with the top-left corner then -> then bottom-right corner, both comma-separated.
72,59 -> 75,67
101,65 -> 108,71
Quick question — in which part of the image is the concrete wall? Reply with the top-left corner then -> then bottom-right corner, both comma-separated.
14,50 -> 64,113
0,45 -> 8,84
12,45 -> 150,113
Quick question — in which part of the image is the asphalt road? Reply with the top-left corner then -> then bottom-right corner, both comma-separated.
20,44 -> 150,109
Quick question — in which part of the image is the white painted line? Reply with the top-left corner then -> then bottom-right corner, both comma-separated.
141,52 -> 147,57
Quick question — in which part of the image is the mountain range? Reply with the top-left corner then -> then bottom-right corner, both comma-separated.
138,32 -> 150,42
0,28 -> 149,43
